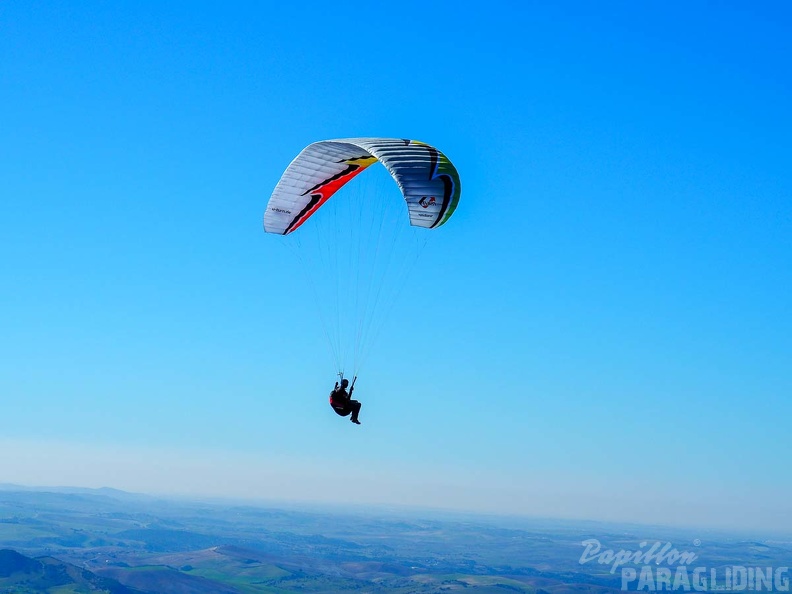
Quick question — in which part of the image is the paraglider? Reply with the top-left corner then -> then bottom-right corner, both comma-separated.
264,138 -> 461,424
329,377 -> 361,424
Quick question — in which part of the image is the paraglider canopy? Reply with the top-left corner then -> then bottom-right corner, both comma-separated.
263,138 -> 461,235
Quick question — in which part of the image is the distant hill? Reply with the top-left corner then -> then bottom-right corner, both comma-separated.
0,548 -> 137,593
0,482 -> 155,502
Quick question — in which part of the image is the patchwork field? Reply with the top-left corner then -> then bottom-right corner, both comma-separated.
0,486 -> 788,593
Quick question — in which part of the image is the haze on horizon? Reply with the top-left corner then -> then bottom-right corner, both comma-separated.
2,437 -> 790,536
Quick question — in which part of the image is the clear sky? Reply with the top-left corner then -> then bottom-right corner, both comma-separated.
1,2 -> 790,534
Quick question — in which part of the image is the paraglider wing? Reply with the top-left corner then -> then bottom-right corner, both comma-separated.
263,138 -> 461,235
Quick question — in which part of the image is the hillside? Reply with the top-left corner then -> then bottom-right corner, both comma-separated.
0,548 -> 137,593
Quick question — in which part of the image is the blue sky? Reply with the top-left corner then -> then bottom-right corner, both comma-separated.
1,2 -> 790,533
